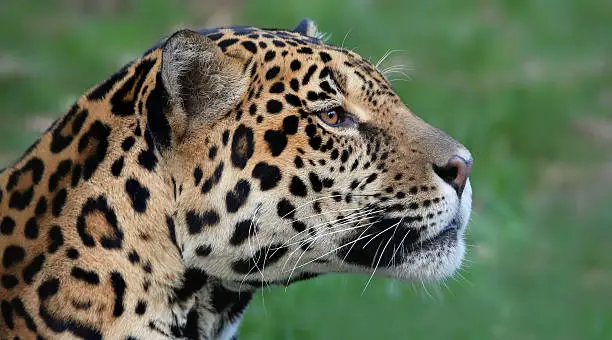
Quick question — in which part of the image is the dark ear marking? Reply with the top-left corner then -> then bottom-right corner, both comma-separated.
292,18 -> 319,38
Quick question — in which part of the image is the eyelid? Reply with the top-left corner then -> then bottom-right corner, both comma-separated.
308,100 -> 343,113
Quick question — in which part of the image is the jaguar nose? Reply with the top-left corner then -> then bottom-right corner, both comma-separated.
433,155 -> 472,197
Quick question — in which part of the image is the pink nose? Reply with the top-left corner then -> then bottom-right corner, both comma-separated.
433,155 -> 472,197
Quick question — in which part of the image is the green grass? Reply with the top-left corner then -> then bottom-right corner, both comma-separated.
1,0 -> 611,339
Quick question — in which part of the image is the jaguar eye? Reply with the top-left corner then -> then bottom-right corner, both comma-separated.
317,107 -> 347,127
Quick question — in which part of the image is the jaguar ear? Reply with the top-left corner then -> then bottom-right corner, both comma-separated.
161,29 -> 248,124
292,18 -> 319,37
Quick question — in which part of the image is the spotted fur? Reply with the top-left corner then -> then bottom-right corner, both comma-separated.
0,19 -> 473,339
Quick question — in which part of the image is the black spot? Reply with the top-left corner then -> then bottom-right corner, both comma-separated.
290,78 -> 300,91
222,130 -> 230,145
35,196 -> 48,216
210,284 -> 252,316
331,149 -> 339,160
21,254 -> 45,284
218,38 -> 239,50
272,40 -> 286,47
302,65 -> 317,85
137,148 -> 157,172
145,76 -> 173,149
241,41 -> 258,53
195,245 -> 212,257
201,162 -> 224,194
175,267 -> 208,301
340,150 -> 349,163
292,221 -> 307,232
11,297 -> 37,332
230,220 -> 258,246
2,275 -> 18,289
125,179 -> 150,213
308,172 -> 323,192
24,217 -> 38,239
49,106 -> 80,154
284,93 -> 301,107
208,145 -> 218,159
248,104 -> 257,116
110,60 -> 155,117
0,217 -> 15,235
122,136 -> 136,151
77,196 -> 123,249
282,115 -> 300,134
366,173 -> 378,184
128,249 -> 140,264
143,263 -> 152,274
166,215 -> 180,252
66,248 -> 80,259
290,176 -> 308,197
309,136 -> 322,150
183,308 -> 200,339
111,157 -> 125,177
71,267 -> 100,285
78,120 -> 112,180
290,60 -> 301,71
319,51 -> 332,62
231,244 -> 288,274
277,199 -> 296,219
3,245 -> 25,269
110,272 -> 126,317
87,67 -> 129,100
226,180 -> 250,213
47,226 -> 63,253
186,210 -> 220,234
207,32 -> 223,41
71,164 -> 82,187
48,159 -> 73,191
297,47 -> 313,54
266,99 -> 283,114
294,156 -> 304,168
8,187 -> 34,211
1,300 -> 14,329
264,50 -> 276,61
264,130 -> 287,157
307,91 -> 319,101
231,125 -> 255,169
135,300 -> 147,315
252,162 -> 282,191
270,82 -> 285,93
322,178 -> 334,188
51,188 -> 67,217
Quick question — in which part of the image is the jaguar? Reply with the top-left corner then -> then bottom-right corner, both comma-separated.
0,18 -> 472,339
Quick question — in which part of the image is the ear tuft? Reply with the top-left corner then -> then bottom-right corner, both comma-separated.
292,18 -> 319,38
161,29 -> 247,121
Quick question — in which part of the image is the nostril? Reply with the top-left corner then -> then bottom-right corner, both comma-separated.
432,163 -> 458,185
433,155 -> 472,197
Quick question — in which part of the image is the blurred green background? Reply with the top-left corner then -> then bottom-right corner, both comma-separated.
1,0 -> 610,339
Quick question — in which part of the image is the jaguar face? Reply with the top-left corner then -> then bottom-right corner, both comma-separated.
161,22 -> 473,286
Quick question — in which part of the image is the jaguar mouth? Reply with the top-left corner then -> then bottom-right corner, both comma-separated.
405,220 -> 459,254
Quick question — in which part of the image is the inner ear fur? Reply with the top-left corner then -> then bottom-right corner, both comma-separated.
161,29 -> 248,126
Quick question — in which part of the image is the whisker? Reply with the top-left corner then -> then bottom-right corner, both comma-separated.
287,229 -> 382,272
340,29 -> 352,51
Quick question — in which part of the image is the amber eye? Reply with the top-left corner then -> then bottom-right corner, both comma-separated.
317,107 -> 347,127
